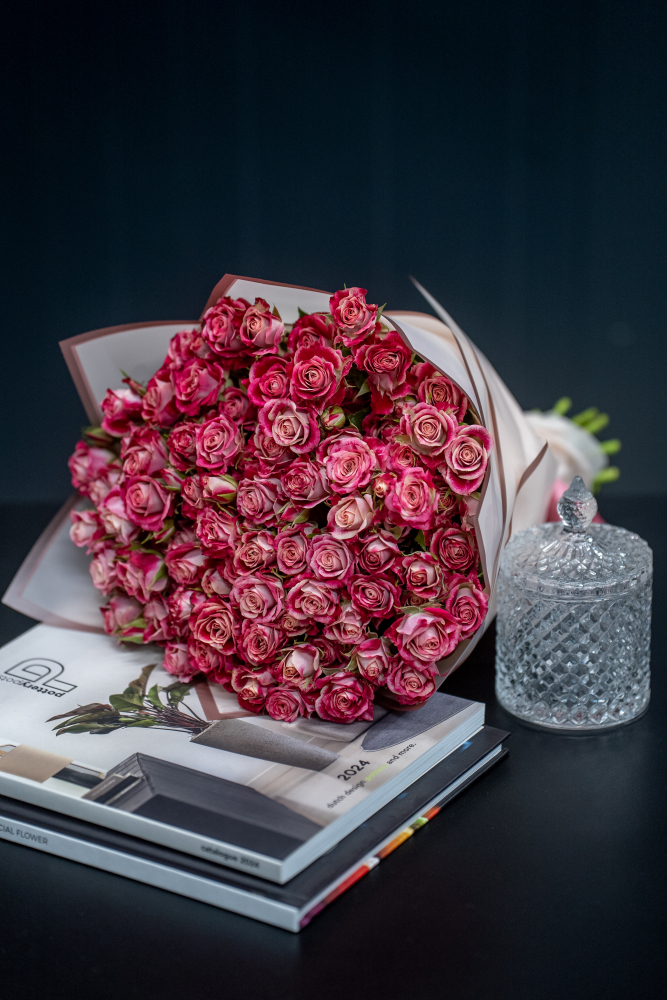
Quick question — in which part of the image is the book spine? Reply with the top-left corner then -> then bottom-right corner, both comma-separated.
0,812 -> 300,932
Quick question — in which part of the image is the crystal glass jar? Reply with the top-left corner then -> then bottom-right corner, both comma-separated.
495,477 -> 652,730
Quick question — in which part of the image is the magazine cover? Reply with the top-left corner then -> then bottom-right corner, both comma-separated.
0,625 -> 483,883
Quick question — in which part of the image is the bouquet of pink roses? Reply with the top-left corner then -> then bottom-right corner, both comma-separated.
67,285 -> 496,724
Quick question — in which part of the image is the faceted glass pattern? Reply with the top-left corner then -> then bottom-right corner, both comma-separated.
495,484 -> 652,730
496,579 -> 651,729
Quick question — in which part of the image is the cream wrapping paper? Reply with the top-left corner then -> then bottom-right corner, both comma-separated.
3,275 -> 557,677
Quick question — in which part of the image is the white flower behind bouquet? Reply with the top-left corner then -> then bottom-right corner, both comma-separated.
524,397 -> 621,494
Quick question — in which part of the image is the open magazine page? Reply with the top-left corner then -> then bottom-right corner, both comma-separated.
0,626 -> 481,881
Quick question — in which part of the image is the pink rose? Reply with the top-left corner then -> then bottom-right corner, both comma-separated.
162,642 -> 195,680
285,576 -> 340,625
287,312 -> 335,353
124,476 -> 174,532
436,484 -> 459,520
385,468 -> 438,530
315,671 -> 374,723
195,415 -> 243,472
201,296 -> 249,359
87,463 -> 122,506
141,366 -> 179,428
165,538 -> 206,585
186,637 -> 224,676
195,507 -> 240,555
310,636 -> 339,669
317,431 -> 378,494
167,422 -> 199,472
290,343 -> 350,411
116,550 -> 167,603
180,474 -> 205,517
323,602 -> 368,644
386,660 -> 439,706
401,552 -> 442,600
258,398 -> 320,455
372,472 -> 397,500
98,487 -> 140,545
398,404 -> 457,462
201,566 -> 233,598
430,526 -> 477,573
240,298 -> 284,355
251,426 -> 291,472
240,620 -> 283,666
415,363 -> 468,421
173,359 -> 225,416
444,573 -> 488,637
69,509 -> 105,553
143,596 -> 174,643
233,531 -> 276,575
231,573 -> 284,623
442,425 -> 493,495
265,687 -> 308,723
274,644 -> 321,689
236,477 -> 280,526
356,529 -> 402,574
386,608 -> 462,666
386,440 -> 419,473
247,355 -> 292,407
219,387 -> 252,423
68,442 -> 118,494
354,331 -> 413,413
89,547 -> 118,595
327,493 -> 375,540
121,427 -> 168,477
189,598 -> 239,653
281,459 -> 330,509
167,328 -> 211,368
275,527 -> 310,575
307,534 -> 354,582
355,637 -> 394,685
101,595 -> 144,640
167,586 -> 207,635
101,386 -> 143,437
231,667 -> 275,713
278,612 -> 312,638
330,287 -> 378,347
349,574 -> 401,619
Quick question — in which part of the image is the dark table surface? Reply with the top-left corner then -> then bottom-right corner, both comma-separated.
0,497 -> 665,1000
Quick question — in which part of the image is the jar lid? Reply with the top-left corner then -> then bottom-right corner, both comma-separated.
501,477 -> 652,598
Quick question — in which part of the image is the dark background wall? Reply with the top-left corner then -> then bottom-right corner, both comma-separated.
1,0 -> 665,502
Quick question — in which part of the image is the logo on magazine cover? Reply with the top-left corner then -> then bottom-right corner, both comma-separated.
1,659 -> 77,698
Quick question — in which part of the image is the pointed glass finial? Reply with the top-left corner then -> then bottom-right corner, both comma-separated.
557,476 -> 598,533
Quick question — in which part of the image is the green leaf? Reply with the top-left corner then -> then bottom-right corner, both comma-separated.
572,407 -> 599,426
146,684 -> 164,710
599,438 -> 621,455
110,694 -> 145,712
349,408 -> 369,432
583,413 -> 610,436
551,396 -> 572,416
165,682 -> 192,706
297,307 -> 308,318
592,466 -> 620,493
126,664 -> 155,698
55,724 -> 116,736
414,530 -> 426,551
125,718 -> 160,728
48,703 -> 112,722
355,379 -> 370,398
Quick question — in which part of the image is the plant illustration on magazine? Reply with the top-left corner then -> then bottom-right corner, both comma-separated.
68,286 -> 492,724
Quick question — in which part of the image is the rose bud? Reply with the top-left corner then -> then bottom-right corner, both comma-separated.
386,660 -> 439,706
201,473 -> 238,505
321,406 -> 346,430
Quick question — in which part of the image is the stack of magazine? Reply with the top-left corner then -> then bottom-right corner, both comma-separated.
0,625 -> 508,931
